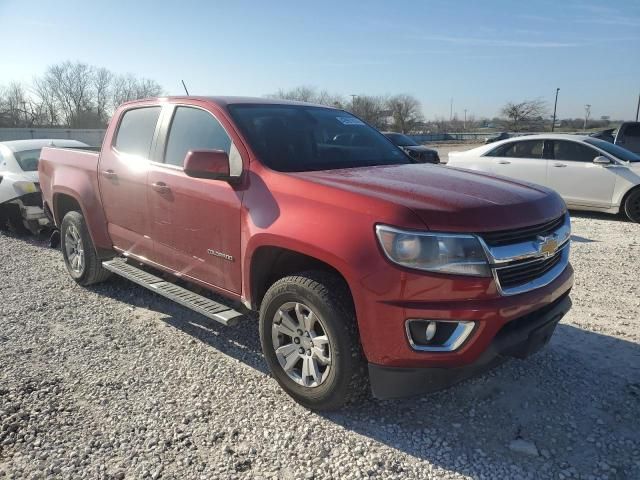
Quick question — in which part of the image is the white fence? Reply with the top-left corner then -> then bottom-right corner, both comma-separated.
0,128 -> 106,146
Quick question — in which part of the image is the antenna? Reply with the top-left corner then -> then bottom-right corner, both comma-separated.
181,80 -> 190,96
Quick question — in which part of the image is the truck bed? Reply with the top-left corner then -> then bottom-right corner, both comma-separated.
38,146 -> 111,250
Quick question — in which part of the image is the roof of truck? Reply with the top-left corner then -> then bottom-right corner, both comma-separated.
121,96 -> 338,109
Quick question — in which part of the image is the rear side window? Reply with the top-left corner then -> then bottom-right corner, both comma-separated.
164,107 -> 232,167
13,149 -> 42,171
489,140 -> 544,159
553,141 -> 598,162
114,107 -> 161,157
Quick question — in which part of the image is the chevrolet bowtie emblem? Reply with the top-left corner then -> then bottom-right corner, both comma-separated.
538,235 -> 559,257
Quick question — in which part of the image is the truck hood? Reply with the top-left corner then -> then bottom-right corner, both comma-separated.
292,164 -> 566,232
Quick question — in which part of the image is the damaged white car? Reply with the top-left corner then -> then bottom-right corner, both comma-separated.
0,139 -> 89,234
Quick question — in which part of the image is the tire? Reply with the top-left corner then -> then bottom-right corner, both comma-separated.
60,211 -> 111,286
259,271 -> 368,410
623,188 -> 640,223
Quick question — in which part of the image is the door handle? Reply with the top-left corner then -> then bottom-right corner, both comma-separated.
497,160 -> 511,164
102,169 -> 117,179
151,181 -> 170,193
552,163 -> 567,168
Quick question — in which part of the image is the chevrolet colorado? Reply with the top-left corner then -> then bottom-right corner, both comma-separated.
39,97 -> 573,410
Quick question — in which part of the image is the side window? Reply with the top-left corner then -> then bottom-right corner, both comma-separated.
164,107 -> 232,167
114,107 -> 162,157
499,140 -> 544,159
553,141 -> 598,162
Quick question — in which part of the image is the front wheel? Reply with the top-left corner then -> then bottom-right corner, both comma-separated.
624,188 -> 640,223
259,271 -> 368,410
60,211 -> 111,285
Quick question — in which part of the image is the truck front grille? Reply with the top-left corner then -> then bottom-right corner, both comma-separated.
481,214 -> 566,246
495,248 -> 565,290
478,214 -> 571,296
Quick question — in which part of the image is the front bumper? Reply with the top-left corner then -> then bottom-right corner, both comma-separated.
368,293 -> 572,399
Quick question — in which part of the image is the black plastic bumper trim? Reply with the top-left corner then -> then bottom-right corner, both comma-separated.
368,294 -> 572,400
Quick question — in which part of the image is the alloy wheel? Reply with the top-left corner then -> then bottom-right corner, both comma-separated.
271,302 -> 332,387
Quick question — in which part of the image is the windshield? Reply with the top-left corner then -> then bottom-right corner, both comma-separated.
385,133 -> 419,147
585,138 -> 640,162
13,149 -> 42,171
228,105 -> 410,172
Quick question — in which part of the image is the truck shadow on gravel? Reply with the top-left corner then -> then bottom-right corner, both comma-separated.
89,281 -> 640,478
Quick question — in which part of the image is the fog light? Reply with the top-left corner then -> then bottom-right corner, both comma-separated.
425,321 -> 437,341
406,319 -> 475,352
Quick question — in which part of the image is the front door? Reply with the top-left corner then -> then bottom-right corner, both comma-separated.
489,139 -> 548,186
147,105 -> 243,294
98,106 -> 162,258
546,140 -> 617,207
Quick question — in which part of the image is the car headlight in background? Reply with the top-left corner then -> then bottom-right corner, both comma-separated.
13,181 -> 38,195
375,225 -> 491,276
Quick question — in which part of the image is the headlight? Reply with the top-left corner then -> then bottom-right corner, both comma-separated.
13,181 -> 38,195
375,225 -> 491,276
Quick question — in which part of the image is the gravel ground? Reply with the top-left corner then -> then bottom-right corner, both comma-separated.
1,213 -> 639,480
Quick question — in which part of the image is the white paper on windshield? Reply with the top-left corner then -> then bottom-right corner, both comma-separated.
336,116 -> 365,126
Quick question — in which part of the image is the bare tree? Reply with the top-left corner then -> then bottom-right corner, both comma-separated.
500,99 -> 547,131
387,94 -> 423,133
267,86 -> 344,107
0,83 -> 34,127
94,67 -> 113,125
348,95 -> 389,129
33,77 -> 60,126
112,74 -> 162,108
1,61 -> 164,128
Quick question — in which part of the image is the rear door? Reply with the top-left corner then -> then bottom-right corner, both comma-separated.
546,140 -> 616,207
147,104 -> 243,294
98,106 -> 161,258
485,139 -> 548,186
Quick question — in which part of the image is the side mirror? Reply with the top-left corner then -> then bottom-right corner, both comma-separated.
184,150 -> 234,181
593,155 -> 611,165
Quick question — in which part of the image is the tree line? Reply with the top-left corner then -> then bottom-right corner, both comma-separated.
0,61 -> 163,129
267,87 -> 424,133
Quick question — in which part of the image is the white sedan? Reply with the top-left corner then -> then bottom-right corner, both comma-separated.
0,139 -> 88,233
448,134 -> 640,222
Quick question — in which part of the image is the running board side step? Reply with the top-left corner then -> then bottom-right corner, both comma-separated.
102,258 -> 244,326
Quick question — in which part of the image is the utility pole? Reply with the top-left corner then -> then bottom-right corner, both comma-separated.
463,109 -> 467,130
551,88 -> 560,132
350,94 -> 358,110
636,91 -> 639,122
450,98 -> 453,122
584,104 -> 591,131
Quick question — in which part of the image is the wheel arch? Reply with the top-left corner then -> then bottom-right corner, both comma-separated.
248,245 -> 354,312
52,190 -> 114,258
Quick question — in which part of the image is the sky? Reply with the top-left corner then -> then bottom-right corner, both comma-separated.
2,0 -> 639,120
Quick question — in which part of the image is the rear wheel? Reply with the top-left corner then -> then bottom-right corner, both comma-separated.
60,211 -> 111,285
259,271 -> 368,410
624,188 -> 640,223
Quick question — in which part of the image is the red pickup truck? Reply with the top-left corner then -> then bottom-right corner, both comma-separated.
39,97 -> 573,410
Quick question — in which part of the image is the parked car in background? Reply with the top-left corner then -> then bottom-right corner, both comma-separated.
613,122 -> 640,154
589,128 -> 615,143
0,139 -> 89,233
590,122 -> 640,154
382,132 -> 440,164
448,134 -> 640,222
40,96 -> 573,410
484,131 -> 510,144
